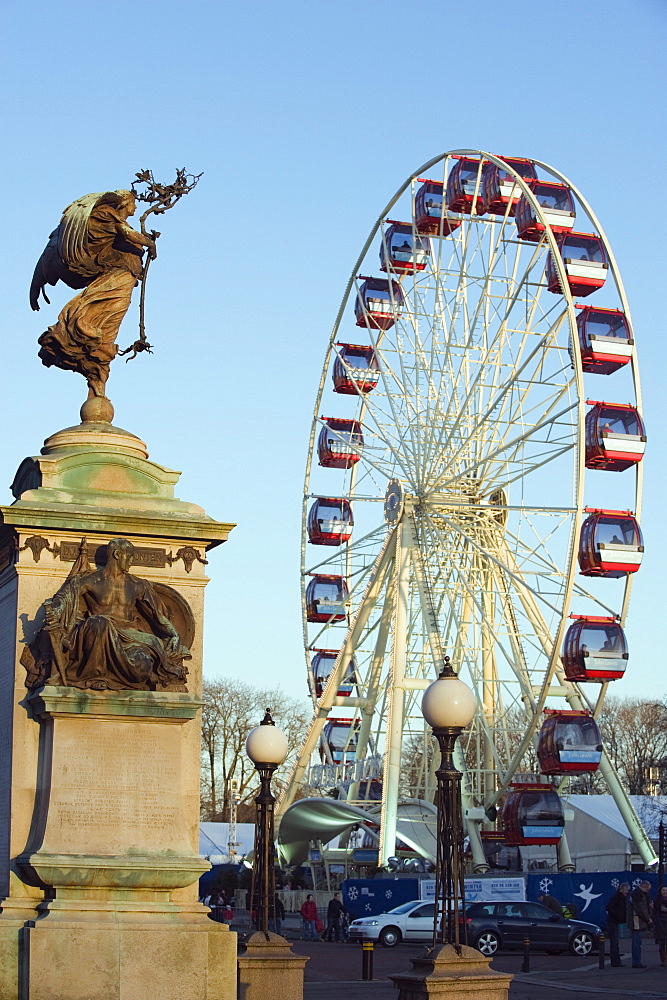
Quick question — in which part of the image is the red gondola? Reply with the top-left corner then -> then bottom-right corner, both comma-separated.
480,157 -> 537,217
546,233 -> 608,297
354,277 -> 404,330
575,306 -> 634,375
585,402 -> 646,472
333,344 -> 380,395
562,616 -> 628,681
537,711 -> 602,775
311,649 -> 357,697
446,157 -> 483,214
307,498 -> 353,546
502,784 -> 564,846
306,575 -> 349,623
379,221 -> 430,274
515,181 -> 576,241
414,180 -> 461,237
317,418 -> 364,468
321,718 -> 358,765
578,509 -> 643,578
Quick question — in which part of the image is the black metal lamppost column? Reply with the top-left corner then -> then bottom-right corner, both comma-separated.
245,708 -> 288,936
421,658 -> 477,950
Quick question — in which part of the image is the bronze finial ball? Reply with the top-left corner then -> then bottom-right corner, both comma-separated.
80,396 -> 115,424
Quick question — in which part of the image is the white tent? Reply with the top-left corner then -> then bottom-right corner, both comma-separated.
565,795 -> 667,871
199,822 -> 255,864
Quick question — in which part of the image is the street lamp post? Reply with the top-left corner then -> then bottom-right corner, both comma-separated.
239,710 -> 309,1000
245,708 -> 288,935
390,658 -> 513,1000
421,657 -> 477,949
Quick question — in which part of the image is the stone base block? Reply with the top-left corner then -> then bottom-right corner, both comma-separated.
237,932 -> 309,1000
22,913 -> 236,1000
389,943 -> 513,1000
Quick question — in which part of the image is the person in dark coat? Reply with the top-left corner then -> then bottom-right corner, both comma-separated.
605,882 -> 630,967
627,880 -> 653,968
653,885 -> 667,967
326,892 -> 347,942
538,893 -> 563,916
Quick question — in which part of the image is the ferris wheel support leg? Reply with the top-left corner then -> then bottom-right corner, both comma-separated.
464,817 -> 489,873
279,531 -> 396,821
505,564 -> 655,866
557,833 -> 575,872
379,519 -> 410,868
597,751 -> 658,867
347,582 -> 395,803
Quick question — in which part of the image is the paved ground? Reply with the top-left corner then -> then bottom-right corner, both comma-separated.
286,938 -> 667,1000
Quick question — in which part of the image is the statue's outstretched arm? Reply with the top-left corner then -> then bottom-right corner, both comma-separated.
117,221 -> 158,259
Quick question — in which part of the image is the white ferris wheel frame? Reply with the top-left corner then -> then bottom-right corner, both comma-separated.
278,150 -> 652,870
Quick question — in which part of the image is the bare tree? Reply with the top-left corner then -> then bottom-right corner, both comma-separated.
200,677 -> 311,821
400,730 -> 435,799
597,695 -> 667,795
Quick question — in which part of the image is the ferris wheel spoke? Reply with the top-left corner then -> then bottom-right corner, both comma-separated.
437,399 -> 577,496
428,508 -> 564,619
419,513 -> 532,695
428,323 -> 572,489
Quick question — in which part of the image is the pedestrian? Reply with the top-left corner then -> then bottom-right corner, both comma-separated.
653,885 -> 667,967
627,880 -> 653,968
270,893 -> 285,936
605,882 -> 630,967
300,893 -> 318,941
326,891 -> 346,942
538,893 -> 564,916
211,888 -> 226,923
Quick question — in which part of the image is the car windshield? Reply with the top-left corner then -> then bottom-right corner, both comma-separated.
388,901 -> 421,914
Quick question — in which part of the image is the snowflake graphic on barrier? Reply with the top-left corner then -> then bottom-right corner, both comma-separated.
539,877 -> 553,893
632,878 -> 643,888
365,903 -> 372,911
386,890 -> 393,899
611,878 -> 620,889
348,886 -> 359,900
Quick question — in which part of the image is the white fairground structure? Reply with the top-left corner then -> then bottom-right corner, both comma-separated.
276,150 -> 654,876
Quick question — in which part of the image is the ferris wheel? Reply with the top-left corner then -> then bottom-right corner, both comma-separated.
277,150 -> 653,872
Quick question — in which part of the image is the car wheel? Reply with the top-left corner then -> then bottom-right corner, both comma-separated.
570,931 -> 594,956
378,926 -> 401,948
475,931 -> 500,957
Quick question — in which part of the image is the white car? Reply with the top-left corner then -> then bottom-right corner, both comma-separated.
348,899 -> 436,947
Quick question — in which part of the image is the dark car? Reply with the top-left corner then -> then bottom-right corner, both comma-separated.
464,901 -> 600,957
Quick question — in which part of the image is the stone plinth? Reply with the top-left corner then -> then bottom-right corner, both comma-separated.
389,943 -> 513,1000
0,410 -> 236,999
21,688 -> 208,890
17,689 -> 236,1000
237,932 -> 309,1000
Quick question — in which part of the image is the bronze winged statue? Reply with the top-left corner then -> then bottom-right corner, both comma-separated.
30,190 -> 157,398
30,170 -> 201,399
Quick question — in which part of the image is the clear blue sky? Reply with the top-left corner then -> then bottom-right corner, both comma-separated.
2,0 -> 665,702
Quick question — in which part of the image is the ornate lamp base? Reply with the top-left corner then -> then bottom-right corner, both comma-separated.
237,931 -> 308,1000
390,943 -> 513,1000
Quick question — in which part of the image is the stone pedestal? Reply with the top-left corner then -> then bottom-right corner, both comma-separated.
237,932 -> 309,1000
389,943 -> 513,1000
0,409 -> 235,999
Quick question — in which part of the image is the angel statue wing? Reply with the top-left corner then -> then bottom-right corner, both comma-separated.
30,191 -> 116,311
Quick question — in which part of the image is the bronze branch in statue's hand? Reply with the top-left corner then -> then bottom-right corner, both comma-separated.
118,339 -> 154,361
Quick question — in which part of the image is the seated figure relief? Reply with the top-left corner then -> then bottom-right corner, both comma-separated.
22,538 -> 193,692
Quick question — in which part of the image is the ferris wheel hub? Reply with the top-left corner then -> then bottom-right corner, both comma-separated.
384,479 -> 405,525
